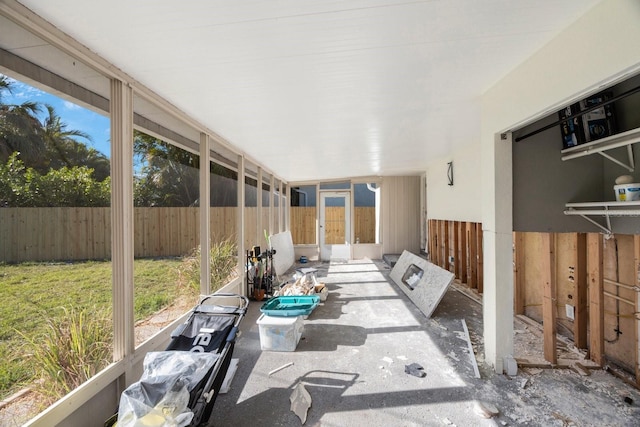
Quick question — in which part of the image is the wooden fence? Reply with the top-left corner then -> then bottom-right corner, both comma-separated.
1,206 -> 377,262
0,207 -> 237,262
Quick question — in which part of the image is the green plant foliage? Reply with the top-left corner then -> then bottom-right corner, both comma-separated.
1,76 -> 111,208
0,258 -> 186,399
178,237 -> 238,292
0,153 -> 110,207
16,306 -> 112,404
133,131 -> 199,207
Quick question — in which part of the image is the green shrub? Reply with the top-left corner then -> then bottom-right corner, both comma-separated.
17,306 -> 112,404
178,237 -> 238,293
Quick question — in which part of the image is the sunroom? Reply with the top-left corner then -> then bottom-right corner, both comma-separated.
1,1 -> 640,426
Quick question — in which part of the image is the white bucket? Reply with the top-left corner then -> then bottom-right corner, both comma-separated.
614,183 -> 640,202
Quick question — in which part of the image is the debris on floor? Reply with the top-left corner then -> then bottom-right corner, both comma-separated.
404,363 -> 426,378
461,319 -> 481,378
219,359 -> 239,394
474,401 -> 499,419
289,383 -> 312,424
268,362 -> 293,377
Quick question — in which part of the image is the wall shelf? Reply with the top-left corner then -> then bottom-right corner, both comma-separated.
561,127 -> 640,172
564,201 -> 640,234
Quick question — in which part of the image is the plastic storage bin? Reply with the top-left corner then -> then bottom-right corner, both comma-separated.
257,314 -> 304,351
260,295 -> 320,317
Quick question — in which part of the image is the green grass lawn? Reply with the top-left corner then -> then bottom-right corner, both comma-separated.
0,258 -> 193,399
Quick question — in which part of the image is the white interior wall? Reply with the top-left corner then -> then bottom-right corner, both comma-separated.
426,142 -> 483,223
480,0 -> 640,372
381,176 -> 421,255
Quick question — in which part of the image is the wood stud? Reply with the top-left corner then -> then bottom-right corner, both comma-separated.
588,233 -> 605,366
514,232 -> 525,315
468,222 -> 478,290
635,235 -> 640,386
574,233 -> 588,350
542,233 -> 557,364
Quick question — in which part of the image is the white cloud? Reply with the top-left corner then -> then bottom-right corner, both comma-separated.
63,100 -> 81,110
13,83 -> 46,99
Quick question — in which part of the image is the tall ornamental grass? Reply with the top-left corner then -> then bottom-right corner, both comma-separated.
178,236 -> 238,292
18,306 -> 112,404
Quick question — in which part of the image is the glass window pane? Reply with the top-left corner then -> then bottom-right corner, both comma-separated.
0,75 -> 113,412
320,181 -> 350,190
354,183 -> 378,244
274,179 -> 280,233
133,131 -> 199,345
324,196 -> 346,244
261,174 -> 270,248
210,161 -> 239,292
290,185 -> 316,244
244,171 -> 258,250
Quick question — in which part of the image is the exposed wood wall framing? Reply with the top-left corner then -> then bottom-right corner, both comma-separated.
634,236 -> 640,387
514,231 -> 640,381
588,233 -> 605,366
427,220 -> 483,293
541,233 -> 557,364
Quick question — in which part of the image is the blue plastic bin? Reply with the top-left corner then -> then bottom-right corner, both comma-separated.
260,295 -> 320,317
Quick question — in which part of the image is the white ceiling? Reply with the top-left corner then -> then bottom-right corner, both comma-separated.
10,0 -> 603,182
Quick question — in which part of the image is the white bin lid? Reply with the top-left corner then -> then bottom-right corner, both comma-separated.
257,313 -> 302,325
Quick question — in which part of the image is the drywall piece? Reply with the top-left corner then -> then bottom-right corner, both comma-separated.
219,358 -> 239,394
462,319 -> 481,378
269,231 -> 295,276
503,355 -> 518,376
390,250 -> 455,318
290,382 -> 312,424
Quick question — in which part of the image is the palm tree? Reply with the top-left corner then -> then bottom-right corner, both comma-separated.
0,75 -> 45,167
41,104 -> 93,169
134,131 -> 199,207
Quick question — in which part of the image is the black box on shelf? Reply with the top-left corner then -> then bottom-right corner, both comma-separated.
580,91 -> 616,142
559,103 -> 585,149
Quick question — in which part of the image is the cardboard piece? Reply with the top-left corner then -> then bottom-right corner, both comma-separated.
389,250 -> 454,318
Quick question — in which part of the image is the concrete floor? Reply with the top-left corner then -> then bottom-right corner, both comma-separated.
211,259 -> 640,427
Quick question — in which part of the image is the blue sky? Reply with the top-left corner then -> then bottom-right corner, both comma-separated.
2,74 -> 111,157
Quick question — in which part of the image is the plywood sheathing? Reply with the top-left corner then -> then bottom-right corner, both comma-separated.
554,233 -> 580,344
514,232 -> 525,315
